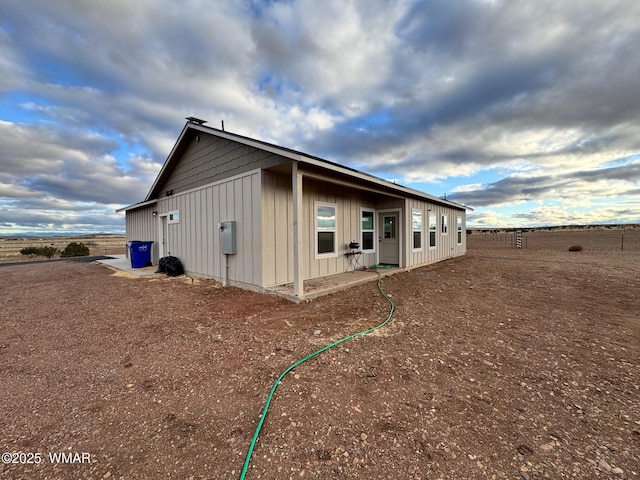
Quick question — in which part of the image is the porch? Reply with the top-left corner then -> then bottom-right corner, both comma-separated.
96,255 -> 405,302
266,266 -> 404,302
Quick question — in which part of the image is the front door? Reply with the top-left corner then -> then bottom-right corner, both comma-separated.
158,215 -> 169,258
378,213 -> 399,265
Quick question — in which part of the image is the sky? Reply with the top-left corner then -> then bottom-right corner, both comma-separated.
1,0 -> 639,235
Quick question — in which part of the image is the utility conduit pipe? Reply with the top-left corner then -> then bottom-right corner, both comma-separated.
239,269 -> 395,479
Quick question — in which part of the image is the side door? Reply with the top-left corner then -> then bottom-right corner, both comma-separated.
378,213 -> 399,265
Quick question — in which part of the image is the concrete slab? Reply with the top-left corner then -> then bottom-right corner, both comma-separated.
95,254 -> 160,277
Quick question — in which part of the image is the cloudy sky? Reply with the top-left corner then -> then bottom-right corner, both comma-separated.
1,0 -> 639,234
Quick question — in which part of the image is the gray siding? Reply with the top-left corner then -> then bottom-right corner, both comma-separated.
161,135 -> 287,195
261,171 -> 466,287
262,172 -> 381,286
405,198 -> 466,269
125,205 -> 159,262
303,178 -> 378,280
135,169 -> 262,287
262,171 -> 294,286
375,197 -> 404,210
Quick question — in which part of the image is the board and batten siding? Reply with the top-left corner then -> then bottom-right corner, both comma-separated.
260,171 -> 470,286
405,197 -> 466,268
261,171 -> 294,287
262,172 -> 382,286
151,169 -> 262,288
125,205 -> 159,262
303,178 -> 379,281
161,134 -> 287,196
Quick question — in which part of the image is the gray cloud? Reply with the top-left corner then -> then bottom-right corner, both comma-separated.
302,0 -> 640,175
0,121 -> 157,204
450,160 -> 640,207
0,201 -> 125,233
0,121 -> 119,173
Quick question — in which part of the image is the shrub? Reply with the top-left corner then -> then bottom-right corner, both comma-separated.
568,245 -> 583,252
40,246 -> 58,259
19,246 -> 58,258
20,246 -> 40,256
60,242 -> 90,257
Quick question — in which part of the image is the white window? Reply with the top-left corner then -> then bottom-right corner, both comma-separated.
360,209 -> 375,252
457,217 -> 463,244
412,210 -> 423,251
429,212 -> 437,248
315,202 -> 337,257
441,213 -> 448,235
168,210 -> 180,224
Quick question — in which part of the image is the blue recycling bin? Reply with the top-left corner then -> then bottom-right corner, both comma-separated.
128,241 -> 153,268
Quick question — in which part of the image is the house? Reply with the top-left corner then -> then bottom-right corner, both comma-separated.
117,118 -> 469,300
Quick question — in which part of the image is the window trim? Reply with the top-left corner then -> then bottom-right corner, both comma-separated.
314,201 -> 338,259
411,209 -> 423,252
428,211 -> 437,249
457,216 -> 463,245
441,213 -> 448,235
360,208 -> 376,253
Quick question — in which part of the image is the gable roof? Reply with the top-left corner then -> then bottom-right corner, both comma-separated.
119,121 -> 471,212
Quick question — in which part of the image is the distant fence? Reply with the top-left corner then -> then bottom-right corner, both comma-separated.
470,227 -> 639,252
479,232 -> 527,248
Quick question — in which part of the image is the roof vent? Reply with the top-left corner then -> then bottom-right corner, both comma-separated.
185,117 -> 207,125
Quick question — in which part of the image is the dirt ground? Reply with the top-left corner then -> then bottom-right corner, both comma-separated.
1,230 -> 638,479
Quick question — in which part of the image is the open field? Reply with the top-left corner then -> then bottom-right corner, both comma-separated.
470,224 -> 640,253
0,229 -> 638,479
0,235 -> 126,263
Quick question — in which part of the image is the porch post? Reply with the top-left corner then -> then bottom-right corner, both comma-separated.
292,162 -> 304,298
404,198 -> 411,269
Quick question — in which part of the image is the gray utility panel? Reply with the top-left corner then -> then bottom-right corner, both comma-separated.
219,221 -> 236,254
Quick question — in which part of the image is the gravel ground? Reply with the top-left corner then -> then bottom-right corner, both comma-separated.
1,231 -> 638,479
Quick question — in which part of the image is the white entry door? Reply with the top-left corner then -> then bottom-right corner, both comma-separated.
378,213 -> 399,265
158,215 -> 169,258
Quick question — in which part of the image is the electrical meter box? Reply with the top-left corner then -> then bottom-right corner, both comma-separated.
219,221 -> 236,254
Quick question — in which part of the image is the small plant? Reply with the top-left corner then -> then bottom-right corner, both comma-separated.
60,242 -> 90,257
568,245 -> 583,252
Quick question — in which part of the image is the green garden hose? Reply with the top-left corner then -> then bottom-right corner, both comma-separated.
239,269 -> 395,479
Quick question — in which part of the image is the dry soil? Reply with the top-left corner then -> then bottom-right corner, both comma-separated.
1,230 -> 638,479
